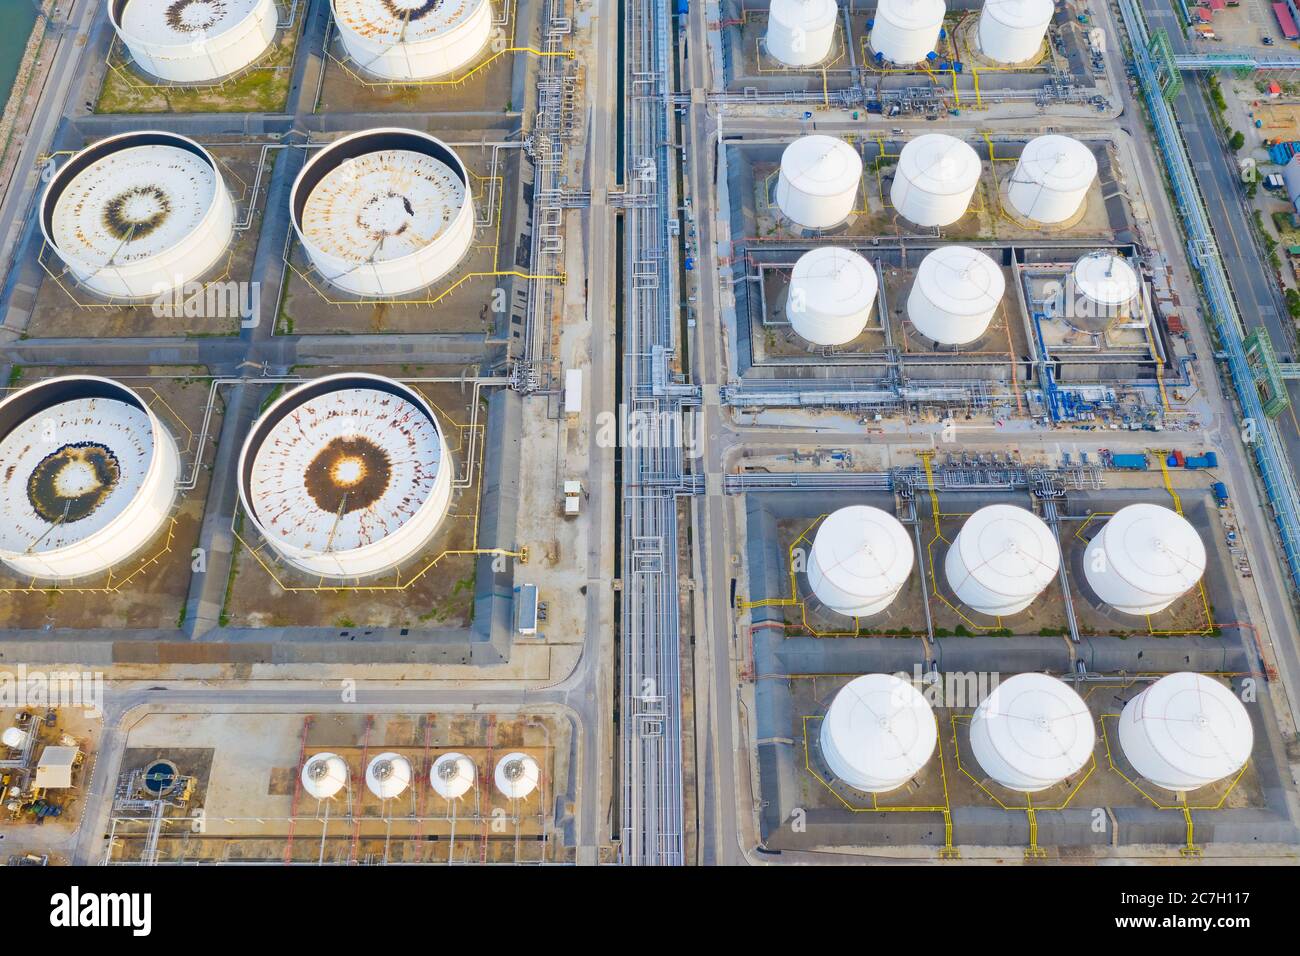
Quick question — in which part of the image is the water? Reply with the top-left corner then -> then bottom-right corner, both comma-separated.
0,1 -> 40,112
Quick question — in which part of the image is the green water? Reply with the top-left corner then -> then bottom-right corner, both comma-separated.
0,1 -> 40,109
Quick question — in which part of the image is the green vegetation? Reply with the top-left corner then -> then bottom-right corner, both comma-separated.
1228,130 -> 1245,152
6,365 -> 23,388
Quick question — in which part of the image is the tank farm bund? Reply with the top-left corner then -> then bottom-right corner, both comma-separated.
109,0 -> 279,83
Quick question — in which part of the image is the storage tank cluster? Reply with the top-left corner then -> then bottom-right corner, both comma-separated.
237,373 -> 454,580
807,506 -> 914,616
109,0 -> 279,83
1083,504 -> 1206,615
1006,135 -> 1097,225
332,0 -> 496,81
303,750 -> 543,800
891,134 -> 982,228
945,504 -> 1060,617
822,672 -> 1252,796
40,131 -> 235,301
870,0 -> 946,65
765,0 -> 839,67
786,247 -> 879,346
0,376 -> 179,580
977,0 -> 1054,64
776,135 -> 863,230
290,128 -> 476,297
907,246 -> 1005,347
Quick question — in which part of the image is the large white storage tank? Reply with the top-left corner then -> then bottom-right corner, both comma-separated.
41,131 -> 234,300
807,506 -> 914,617
332,0 -> 495,81
0,377 -> 179,580
820,674 -> 937,792
495,753 -> 541,800
970,673 -> 1095,791
1007,135 -> 1097,225
1083,504 -> 1206,615
1119,673 -> 1253,792
237,373 -> 453,579
775,135 -> 863,230
945,505 -> 1059,616
766,0 -> 838,66
1072,251 -> 1139,323
787,247 -> 878,345
291,128 -> 476,297
977,0 -> 1054,64
870,0 -> 945,65
907,246 -> 1005,346
430,752 -> 476,800
301,752 -> 349,800
109,0 -> 278,83
365,753 -> 412,800
891,134 -> 981,227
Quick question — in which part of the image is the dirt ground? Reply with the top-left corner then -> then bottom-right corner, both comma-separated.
0,367 -> 220,629
94,12 -> 299,114
224,374 -> 493,629
27,145 -> 272,338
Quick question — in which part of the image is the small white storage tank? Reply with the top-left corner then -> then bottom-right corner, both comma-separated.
1084,504 -> 1207,615
766,0 -> 838,66
1119,673 -> 1253,792
494,752 -> 540,800
870,0 -> 945,65
945,505 -> 1059,616
907,246 -> 1005,346
41,131 -> 235,300
0,377 -> 180,581
237,373 -> 453,580
970,673 -> 1095,792
1072,251 -> 1139,320
291,128 -> 476,297
787,247 -> 878,346
775,135 -> 863,230
2,727 -> 29,750
301,752 -> 349,800
430,752 -> 476,800
977,0 -> 1054,64
820,674 -> 937,793
365,753 -> 412,800
1007,135 -> 1097,225
807,506 -> 914,617
109,0 -> 278,83
333,0 -> 495,81
891,134 -> 982,227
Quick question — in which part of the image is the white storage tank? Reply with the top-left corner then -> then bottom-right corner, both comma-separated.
41,131 -> 235,300
1007,135 -> 1097,225
1119,673 -> 1253,792
2,727 -> 29,750
430,752 -> 476,800
807,506 -> 914,617
945,505 -> 1060,616
0,377 -> 179,581
494,752 -> 540,800
870,0 -> 945,65
1084,504 -> 1206,615
907,246 -> 1005,346
301,752 -> 349,800
109,0 -> 278,83
1071,251 -> 1139,323
333,0 -> 495,81
775,135 -> 863,230
766,0 -> 838,66
237,373 -> 453,579
970,673 -> 1095,792
291,128 -> 476,297
820,674 -> 937,793
787,247 -> 878,346
365,753 -> 412,800
977,0 -> 1054,64
891,134 -> 982,227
